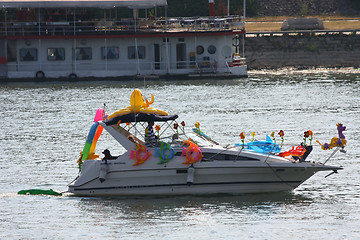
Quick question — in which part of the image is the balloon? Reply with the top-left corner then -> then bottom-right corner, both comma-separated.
81,122 -> 99,160
107,89 -> 168,119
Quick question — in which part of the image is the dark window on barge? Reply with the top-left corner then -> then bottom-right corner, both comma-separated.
128,46 -> 146,59
47,48 -> 65,61
101,47 -> 119,60
20,48 -> 37,61
75,47 -> 92,60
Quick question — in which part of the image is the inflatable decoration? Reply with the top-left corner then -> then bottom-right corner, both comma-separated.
235,135 -> 281,154
18,189 -> 62,196
107,89 -> 168,119
278,145 -> 305,158
193,128 -> 213,142
182,139 -> 203,164
316,123 -> 347,150
130,143 -> 152,166
81,108 -> 105,162
155,141 -> 176,164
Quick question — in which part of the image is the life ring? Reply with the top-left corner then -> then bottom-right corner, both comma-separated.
156,141 -> 175,164
69,73 -> 77,79
130,143 -> 152,166
181,139 -> 203,164
35,71 -> 45,80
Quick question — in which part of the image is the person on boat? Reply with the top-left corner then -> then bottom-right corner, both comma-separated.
128,135 -> 139,144
145,121 -> 158,146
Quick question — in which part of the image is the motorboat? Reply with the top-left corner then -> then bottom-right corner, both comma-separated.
67,89 -> 345,196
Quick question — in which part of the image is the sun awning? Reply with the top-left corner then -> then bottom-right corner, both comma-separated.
104,113 -> 178,125
0,0 -> 167,9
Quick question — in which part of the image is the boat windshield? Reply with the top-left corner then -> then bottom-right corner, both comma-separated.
181,132 -> 214,146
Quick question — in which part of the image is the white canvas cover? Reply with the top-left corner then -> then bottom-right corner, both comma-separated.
0,0 -> 167,8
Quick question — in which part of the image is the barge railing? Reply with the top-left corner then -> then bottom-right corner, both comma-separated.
0,16 -> 245,37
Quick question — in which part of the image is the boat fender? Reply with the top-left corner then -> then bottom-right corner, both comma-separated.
99,162 -> 108,182
187,165 -> 195,185
35,71 -> 45,80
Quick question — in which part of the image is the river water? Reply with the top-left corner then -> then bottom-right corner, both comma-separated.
0,69 -> 359,239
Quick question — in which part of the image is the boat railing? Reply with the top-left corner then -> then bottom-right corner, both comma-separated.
0,16 -> 244,37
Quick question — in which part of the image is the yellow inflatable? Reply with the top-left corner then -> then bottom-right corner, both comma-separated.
107,89 -> 168,119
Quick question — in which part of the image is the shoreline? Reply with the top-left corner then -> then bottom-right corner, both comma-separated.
245,29 -> 360,70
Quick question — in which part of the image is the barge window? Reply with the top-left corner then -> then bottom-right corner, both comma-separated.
47,48 -> 65,61
75,47 -> 92,60
20,48 -> 37,61
101,47 -> 119,60
128,46 -> 146,59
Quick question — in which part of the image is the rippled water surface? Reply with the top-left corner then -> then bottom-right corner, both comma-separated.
1,69 -> 359,239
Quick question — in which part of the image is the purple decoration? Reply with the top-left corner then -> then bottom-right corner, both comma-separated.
337,123 -> 346,139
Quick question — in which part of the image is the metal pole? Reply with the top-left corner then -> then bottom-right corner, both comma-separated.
227,0 -> 230,16
104,10 -> 107,71
243,0 -> 246,59
4,9 -> 8,66
38,8 -> 41,70
243,0 -> 246,28
73,8 -> 76,73
135,38 -> 140,74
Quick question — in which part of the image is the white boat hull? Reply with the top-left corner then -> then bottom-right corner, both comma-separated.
68,153 -> 340,196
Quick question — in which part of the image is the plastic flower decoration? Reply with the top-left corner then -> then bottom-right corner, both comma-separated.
278,130 -> 285,148
155,125 -> 161,137
303,130 -> 310,145
251,132 -> 255,142
195,121 -> 200,130
308,130 -> 313,145
126,122 -> 131,130
239,132 -> 245,149
181,121 -> 186,132
270,131 -> 276,143
173,122 -> 179,136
